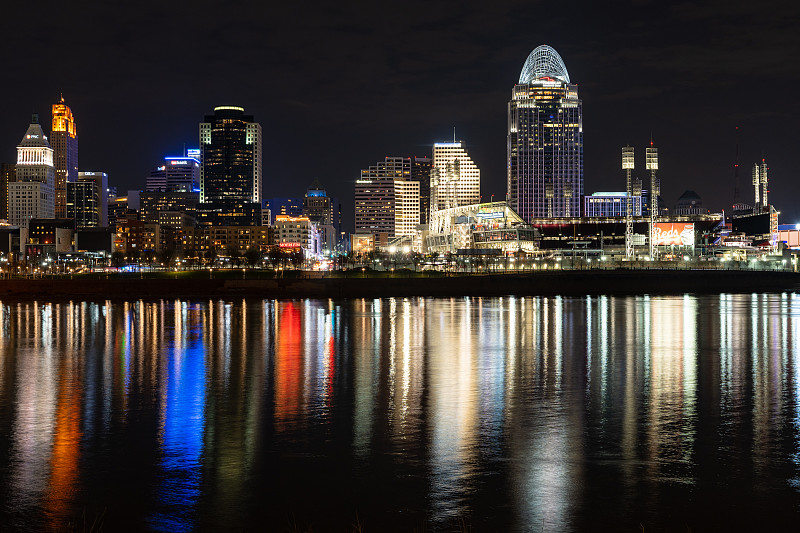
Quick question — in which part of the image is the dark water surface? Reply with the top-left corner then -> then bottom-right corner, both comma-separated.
1,295 -> 799,532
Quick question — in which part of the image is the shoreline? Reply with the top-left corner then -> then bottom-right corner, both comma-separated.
0,269 -> 798,301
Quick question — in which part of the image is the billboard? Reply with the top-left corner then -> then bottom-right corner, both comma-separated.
654,223 -> 694,246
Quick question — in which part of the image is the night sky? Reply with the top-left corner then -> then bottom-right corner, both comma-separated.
2,0 -> 799,229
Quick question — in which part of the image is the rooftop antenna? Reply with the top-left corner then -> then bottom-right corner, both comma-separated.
453,126 -> 456,143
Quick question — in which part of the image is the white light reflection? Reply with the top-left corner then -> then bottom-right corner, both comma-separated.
428,298 -> 479,525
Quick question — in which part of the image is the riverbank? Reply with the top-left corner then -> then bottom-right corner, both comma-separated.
0,269 -> 798,300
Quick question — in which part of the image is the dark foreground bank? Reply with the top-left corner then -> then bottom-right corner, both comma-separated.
1,269 -> 798,300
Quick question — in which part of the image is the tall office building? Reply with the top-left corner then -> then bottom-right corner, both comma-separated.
146,154 -> 201,192
508,45 -> 583,220
0,163 -> 14,220
410,156 -> 432,224
303,179 -> 334,225
430,142 -> 480,214
51,97 -> 78,218
355,156 -> 420,240
67,172 -> 109,228
8,115 -> 55,227
199,106 -> 262,202
198,106 -> 262,226
302,181 -> 342,254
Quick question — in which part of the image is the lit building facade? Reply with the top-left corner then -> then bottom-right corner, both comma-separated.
265,197 -> 303,218
430,142 -> 480,214
303,180 -> 334,226
274,215 -> 313,249
410,156 -> 432,224
584,192 -> 643,217
146,155 -> 200,193
303,180 -> 341,254
68,179 -> 102,229
426,201 -> 539,254
199,106 -> 262,225
70,172 -> 109,227
355,157 -> 420,240
139,191 -> 200,224
0,163 -> 14,221
51,97 -> 78,219
508,45 -> 583,220
393,178 -> 420,237
9,115 -> 55,227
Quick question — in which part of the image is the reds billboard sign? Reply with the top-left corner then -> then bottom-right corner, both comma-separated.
654,223 -> 694,246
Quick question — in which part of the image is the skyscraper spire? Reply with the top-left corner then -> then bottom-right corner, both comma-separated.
51,95 -> 79,218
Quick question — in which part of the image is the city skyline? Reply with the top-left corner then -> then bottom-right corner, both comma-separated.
1,1 -> 798,226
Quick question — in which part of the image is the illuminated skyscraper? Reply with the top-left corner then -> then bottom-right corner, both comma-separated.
198,106 -> 262,226
430,142 -> 480,214
9,115 -> 55,227
507,45 -> 583,220
199,106 -> 262,204
51,96 -> 78,218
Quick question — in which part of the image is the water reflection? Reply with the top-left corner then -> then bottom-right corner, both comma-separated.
0,294 -> 798,531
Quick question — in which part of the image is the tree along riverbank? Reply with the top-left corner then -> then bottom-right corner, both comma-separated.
0,269 -> 798,301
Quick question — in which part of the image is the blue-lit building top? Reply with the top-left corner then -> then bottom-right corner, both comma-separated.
146,154 -> 200,193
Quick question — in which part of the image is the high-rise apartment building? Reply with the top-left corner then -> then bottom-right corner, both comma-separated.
8,115 -> 55,227
355,157 -> 420,239
51,97 -> 78,218
430,142 -> 480,214
508,45 -> 583,220
393,178 -> 420,237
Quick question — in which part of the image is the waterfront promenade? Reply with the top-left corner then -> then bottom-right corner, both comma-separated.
1,269 -> 798,300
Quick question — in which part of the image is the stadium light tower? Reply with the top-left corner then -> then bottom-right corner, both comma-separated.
646,142 -> 659,259
752,163 -> 761,209
622,146 -> 635,259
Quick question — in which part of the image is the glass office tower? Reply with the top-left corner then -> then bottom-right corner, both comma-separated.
507,45 -> 583,220
198,106 -> 262,225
